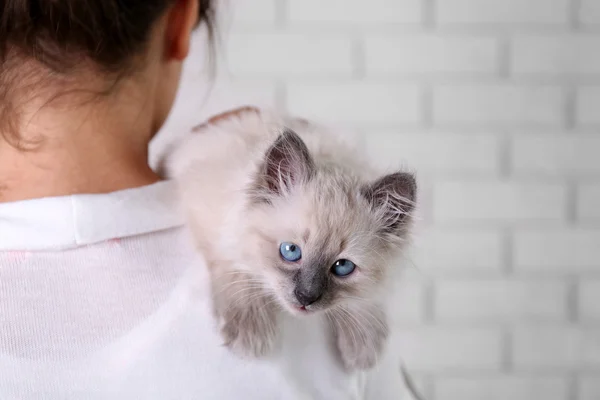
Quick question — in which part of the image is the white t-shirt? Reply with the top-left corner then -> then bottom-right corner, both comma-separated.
0,181 -> 415,400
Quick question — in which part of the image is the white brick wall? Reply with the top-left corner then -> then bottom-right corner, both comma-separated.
515,230 -> 600,271
365,35 -> 500,75
436,0 -> 570,25
578,184 -> 600,220
511,134 -> 600,176
580,0 -> 600,25
286,83 -> 421,125
288,0 -> 422,24
157,0 -> 600,398
432,84 -> 565,127
226,33 -> 354,77
511,35 -> 600,75
579,376 -> 600,400
433,182 -> 567,223
397,328 -> 503,371
576,86 -> 600,126
411,229 -> 504,274
230,0 -> 276,25
513,328 -> 600,370
435,280 -> 568,322
366,132 -> 500,175
579,281 -> 600,321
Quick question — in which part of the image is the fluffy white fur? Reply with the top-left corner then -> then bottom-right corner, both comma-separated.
166,110 -> 416,370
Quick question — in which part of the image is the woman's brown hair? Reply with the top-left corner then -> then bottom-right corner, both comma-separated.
0,0 -> 215,145
0,0 -> 215,73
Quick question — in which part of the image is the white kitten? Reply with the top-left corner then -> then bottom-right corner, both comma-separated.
167,110 -> 416,370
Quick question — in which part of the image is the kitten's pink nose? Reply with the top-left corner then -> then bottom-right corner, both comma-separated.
294,288 -> 322,306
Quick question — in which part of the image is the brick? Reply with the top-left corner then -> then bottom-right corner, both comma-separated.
412,229 -> 504,273
580,0 -> 600,25
433,182 -> 567,223
511,134 -> 600,176
435,376 -> 569,400
288,0 -> 422,24
515,229 -> 600,271
226,33 -> 353,77
576,86 -> 600,126
365,132 -> 500,175
397,328 -> 502,371
580,281 -> 600,321
436,0 -> 570,25
511,35 -> 600,75
365,35 -> 499,75
579,376 -> 600,400
286,83 -> 421,125
513,328 -> 600,369
232,0 -> 277,24
578,183 -> 600,220
433,85 -> 564,126
435,280 -> 568,322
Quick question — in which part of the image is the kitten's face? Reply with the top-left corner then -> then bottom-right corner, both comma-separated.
242,130 -> 416,316
245,177 -> 401,315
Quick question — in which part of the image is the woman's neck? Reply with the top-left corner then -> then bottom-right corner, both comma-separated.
0,93 -> 162,203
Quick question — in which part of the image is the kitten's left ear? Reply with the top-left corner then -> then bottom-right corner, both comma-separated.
362,172 -> 417,234
260,129 -> 315,196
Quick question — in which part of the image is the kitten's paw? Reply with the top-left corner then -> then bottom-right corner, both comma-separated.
337,338 -> 382,370
220,298 -> 278,359
332,305 -> 389,371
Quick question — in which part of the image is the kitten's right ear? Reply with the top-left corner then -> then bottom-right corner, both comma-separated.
362,172 -> 417,235
258,129 -> 315,197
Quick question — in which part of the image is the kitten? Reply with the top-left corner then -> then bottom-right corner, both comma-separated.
168,110 -> 416,370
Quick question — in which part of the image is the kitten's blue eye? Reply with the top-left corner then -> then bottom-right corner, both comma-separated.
280,242 -> 302,262
332,259 -> 356,277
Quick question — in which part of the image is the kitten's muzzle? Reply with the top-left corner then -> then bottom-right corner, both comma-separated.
293,268 -> 328,307
294,287 -> 323,306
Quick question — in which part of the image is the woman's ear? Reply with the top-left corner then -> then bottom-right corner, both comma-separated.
165,0 -> 199,61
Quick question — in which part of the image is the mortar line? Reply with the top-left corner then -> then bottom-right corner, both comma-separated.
567,278 -> 580,324
502,228 -> 514,275
275,0 -> 288,29
570,0 -> 582,30
351,35 -> 367,80
498,36 -> 511,78
501,328 -> 513,373
566,180 -> 578,224
421,85 -> 434,129
275,81 -> 287,113
422,0 -> 436,29
569,373 -> 579,400
565,86 -> 577,130
498,130 -> 511,178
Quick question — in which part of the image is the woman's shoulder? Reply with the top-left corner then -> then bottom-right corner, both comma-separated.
0,181 -> 186,251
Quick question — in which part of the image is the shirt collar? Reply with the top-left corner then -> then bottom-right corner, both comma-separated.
0,181 -> 184,251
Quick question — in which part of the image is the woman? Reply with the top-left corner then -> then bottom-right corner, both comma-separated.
0,1 -> 415,398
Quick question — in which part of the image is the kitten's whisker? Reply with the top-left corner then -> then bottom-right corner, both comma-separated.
335,307 -> 366,346
226,295 -> 270,311
218,280 -> 265,289
218,284 -> 265,295
230,288 -> 269,299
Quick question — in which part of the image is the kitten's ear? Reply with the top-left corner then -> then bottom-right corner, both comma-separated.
362,172 -> 417,234
260,129 -> 315,196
